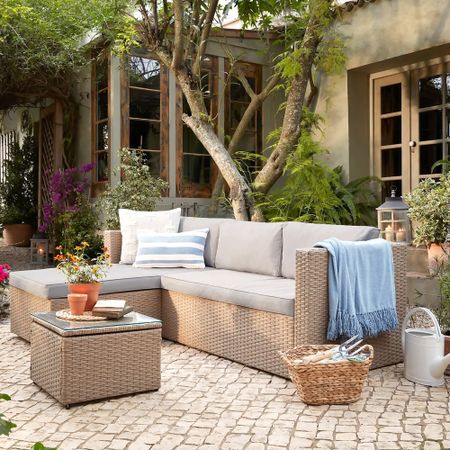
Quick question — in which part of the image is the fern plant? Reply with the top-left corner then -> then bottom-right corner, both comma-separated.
259,131 -> 380,225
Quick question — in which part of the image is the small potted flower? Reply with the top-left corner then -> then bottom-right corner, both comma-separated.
54,242 -> 111,311
0,263 -> 11,317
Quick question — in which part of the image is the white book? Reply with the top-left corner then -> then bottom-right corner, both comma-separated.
94,299 -> 126,310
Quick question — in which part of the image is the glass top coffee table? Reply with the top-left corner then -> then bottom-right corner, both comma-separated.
30,311 -> 162,407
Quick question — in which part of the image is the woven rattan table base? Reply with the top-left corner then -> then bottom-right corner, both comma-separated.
30,321 -> 161,407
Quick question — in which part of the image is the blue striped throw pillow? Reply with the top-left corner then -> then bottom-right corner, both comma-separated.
133,228 -> 209,269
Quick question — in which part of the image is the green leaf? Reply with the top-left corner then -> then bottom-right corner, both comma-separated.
0,394 -> 11,401
32,443 -> 57,450
0,413 -> 16,436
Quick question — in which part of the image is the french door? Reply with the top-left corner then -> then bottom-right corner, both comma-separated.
373,62 -> 450,197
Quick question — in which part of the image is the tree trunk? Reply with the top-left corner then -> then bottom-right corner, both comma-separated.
252,19 -> 321,195
182,114 -> 255,220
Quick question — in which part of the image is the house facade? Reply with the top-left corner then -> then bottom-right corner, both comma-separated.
0,0 -> 449,217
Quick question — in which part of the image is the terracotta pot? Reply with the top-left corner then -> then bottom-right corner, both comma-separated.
68,283 -> 102,311
427,243 -> 448,275
67,293 -> 87,315
445,335 -> 450,377
2,224 -> 34,247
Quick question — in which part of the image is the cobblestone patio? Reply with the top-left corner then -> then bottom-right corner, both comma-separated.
0,320 -> 449,450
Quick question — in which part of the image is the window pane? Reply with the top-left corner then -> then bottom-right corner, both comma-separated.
231,102 -> 253,129
141,151 -> 160,177
183,126 -> 208,155
96,123 -> 109,151
96,152 -> 108,182
420,143 -> 443,175
130,120 -> 160,150
446,108 -> 450,138
130,89 -> 160,119
419,109 -> 442,141
230,77 -> 254,102
129,57 -> 160,90
446,74 -> 450,104
183,155 -> 211,185
381,116 -> 401,145
97,90 -> 108,120
419,75 -> 442,108
381,148 -> 402,177
381,84 -> 401,114
96,61 -> 108,90
382,180 -> 402,199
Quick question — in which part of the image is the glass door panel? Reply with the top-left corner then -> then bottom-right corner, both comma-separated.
411,64 -> 450,185
374,74 -> 410,198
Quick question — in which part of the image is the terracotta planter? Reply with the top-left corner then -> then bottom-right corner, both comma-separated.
445,335 -> 450,377
2,224 -> 34,247
427,243 -> 448,275
67,293 -> 88,315
68,283 -> 102,311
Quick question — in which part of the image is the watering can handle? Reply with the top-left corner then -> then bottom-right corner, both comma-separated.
402,307 -> 442,352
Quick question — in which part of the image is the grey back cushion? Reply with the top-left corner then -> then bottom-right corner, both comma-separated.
281,222 -> 380,279
179,217 -> 232,267
215,221 -> 283,277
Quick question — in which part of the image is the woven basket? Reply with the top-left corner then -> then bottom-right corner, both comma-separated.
279,344 -> 374,405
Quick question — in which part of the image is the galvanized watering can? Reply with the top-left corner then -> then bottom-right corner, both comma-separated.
402,307 -> 450,386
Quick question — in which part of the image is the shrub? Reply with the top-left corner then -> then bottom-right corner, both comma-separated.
39,163 -> 103,255
0,135 -> 37,227
99,148 -> 168,230
259,132 -> 380,225
403,172 -> 450,247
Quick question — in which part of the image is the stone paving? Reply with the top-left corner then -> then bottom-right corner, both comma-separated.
0,320 -> 449,450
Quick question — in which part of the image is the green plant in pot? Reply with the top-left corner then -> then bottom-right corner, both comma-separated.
0,135 -> 38,246
403,172 -> 450,275
431,260 -> 450,374
98,148 -> 168,230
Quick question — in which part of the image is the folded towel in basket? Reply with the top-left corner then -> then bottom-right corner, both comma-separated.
315,238 -> 398,340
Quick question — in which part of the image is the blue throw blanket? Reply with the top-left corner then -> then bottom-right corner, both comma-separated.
315,238 -> 398,340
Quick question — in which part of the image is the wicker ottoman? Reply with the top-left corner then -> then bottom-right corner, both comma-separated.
30,312 -> 162,407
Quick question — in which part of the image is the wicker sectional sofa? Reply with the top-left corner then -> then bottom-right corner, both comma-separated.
10,217 -> 407,378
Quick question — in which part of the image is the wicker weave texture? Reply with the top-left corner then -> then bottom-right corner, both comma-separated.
295,244 -> 408,369
11,287 -> 162,342
104,230 -> 122,264
162,290 -> 293,378
280,344 -> 373,405
31,322 -> 161,406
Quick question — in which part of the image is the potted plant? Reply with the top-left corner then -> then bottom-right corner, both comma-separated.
98,148 -> 167,230
0,263 -> 11,318
0,135 -> 37,246
431,260 -> 450,374
54,242 -> 111,311
403,173 -> 450,274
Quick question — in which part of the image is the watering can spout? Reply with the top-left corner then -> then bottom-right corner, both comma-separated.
430,352 -> 450,379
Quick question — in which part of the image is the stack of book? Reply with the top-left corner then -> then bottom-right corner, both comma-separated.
92,300 -> 133,319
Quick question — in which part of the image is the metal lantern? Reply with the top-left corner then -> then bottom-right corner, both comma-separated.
30,238 -> 49,265
376,187 -> 411,244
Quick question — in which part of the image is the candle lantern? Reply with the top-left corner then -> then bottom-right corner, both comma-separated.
30,238 -> 49,265
376,187 -> 411,244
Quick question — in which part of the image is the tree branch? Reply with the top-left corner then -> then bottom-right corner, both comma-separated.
172,0 -> 184,70
235,67 -> 256,100
192,0 -> 219,78
306,72 -> 318,109
152,0 -> 159,41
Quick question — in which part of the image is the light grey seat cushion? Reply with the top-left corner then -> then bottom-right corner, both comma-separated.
161,269 -> 295,316
215,221 -> 283,276
281,222 -> 380,279
178,216 -> 232,267
10,265 -> 211,299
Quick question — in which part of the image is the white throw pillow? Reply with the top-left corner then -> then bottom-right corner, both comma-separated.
133,228 -> 209,269
119,208 -> 181,264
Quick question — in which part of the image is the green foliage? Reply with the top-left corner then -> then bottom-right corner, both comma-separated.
0,394 -> 16,436
0,0 -> 127,107
0,135 -> 37,226
99,148 -> 168,230
32,443 -> 56,450
259,129 -> 380,225
403,173 -> 450,246
52,202 -> 103,259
